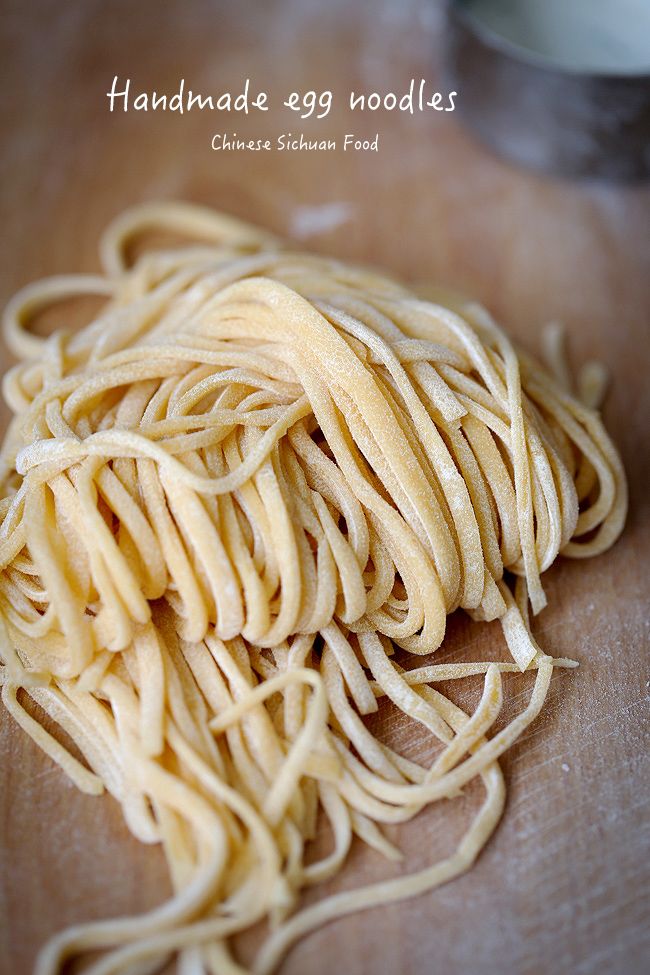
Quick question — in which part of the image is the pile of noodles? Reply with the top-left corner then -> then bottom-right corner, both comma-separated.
0,203 -> 627,975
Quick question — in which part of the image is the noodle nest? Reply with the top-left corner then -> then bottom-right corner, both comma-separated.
0,202 -> 627,975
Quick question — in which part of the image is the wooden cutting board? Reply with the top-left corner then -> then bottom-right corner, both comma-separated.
1,2 -> 649,973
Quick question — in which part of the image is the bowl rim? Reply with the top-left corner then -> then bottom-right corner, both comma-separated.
448,0 -> 650,83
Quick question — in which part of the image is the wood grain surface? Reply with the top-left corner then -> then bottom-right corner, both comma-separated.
1,2 -> 649,974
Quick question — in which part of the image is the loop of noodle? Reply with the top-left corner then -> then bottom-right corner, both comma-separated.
0,203 -> 626,975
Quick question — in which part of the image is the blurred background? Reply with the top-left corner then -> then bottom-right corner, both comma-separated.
2,0 -> 649,330
0,1 -> 648,974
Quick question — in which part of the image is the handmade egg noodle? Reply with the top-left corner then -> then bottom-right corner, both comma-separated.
0,203 -> 627,974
